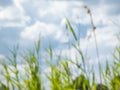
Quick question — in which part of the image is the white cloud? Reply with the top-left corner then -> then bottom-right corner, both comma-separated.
0,3 -> 30,27
89,3 -> 120,26
20,21 -> 66,42
12,0 -> 27,13
0,6 -> 18,20
66,2 -> 120,27
38,1 -> 68,17
0,0 -> 119,63
37,1 -> 84,23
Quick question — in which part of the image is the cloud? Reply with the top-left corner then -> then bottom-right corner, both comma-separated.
0,1 -> 30,27
0,0 -> 119,58
91,4 -> 120,26
21,21 -> 56,40
20,21 -> 68,44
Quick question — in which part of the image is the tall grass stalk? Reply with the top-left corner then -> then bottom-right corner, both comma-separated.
83,5 -> 102,84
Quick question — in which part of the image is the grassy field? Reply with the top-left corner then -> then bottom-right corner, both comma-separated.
0,5 -> 120,90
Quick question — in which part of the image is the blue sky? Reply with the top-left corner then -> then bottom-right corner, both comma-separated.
0,0 -> 120,84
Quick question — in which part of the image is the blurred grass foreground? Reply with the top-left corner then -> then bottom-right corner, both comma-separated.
0,4 -> 120,90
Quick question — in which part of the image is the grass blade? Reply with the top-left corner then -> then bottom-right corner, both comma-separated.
66,17 -> 78,41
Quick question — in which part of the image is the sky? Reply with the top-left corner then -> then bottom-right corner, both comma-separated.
0,0 -> 120,86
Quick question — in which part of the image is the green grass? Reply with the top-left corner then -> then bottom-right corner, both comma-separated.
0,5 -> 120,90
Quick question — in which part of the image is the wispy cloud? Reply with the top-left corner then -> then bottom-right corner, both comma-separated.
0,0 -> 119,69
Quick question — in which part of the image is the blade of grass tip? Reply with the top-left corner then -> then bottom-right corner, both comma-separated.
66,17 -> 78,41
105,60 -> 110,75
49,42 -> 53,61
35,38 -> 41,56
